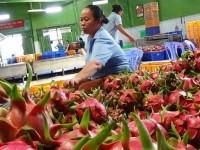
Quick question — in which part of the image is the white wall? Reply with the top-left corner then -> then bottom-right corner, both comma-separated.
119,13 -> 200,45
34,41 -> 41,53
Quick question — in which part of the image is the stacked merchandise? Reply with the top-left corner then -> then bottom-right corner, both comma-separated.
186,20 -> 200,49
41,51 -> 66,59
16,54 -> 35,63
144,2 -> 160,36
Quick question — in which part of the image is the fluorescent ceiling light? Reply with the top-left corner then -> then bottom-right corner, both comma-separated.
93,0 -> 108,5
45,6 -> 62,13
28,9 -> 45,12
0,14 -> 9,21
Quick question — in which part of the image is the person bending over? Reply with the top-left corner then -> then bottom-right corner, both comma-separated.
64,5 -> 131,93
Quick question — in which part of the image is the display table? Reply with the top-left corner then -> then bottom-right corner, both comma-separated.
0,62 -> 27,82
32,55 -> 85,80
141,60 -> 171,72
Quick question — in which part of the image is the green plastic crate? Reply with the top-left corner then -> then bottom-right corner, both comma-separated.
122,44 -> 134,49
140,30 -> 146,38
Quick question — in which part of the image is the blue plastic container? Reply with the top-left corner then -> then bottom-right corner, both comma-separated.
165,31 -> 182,35
142,51 -> 165,61
55,51 -> 67,58
7,57 -> 17,64
42,51 -> 55,59
142,53 -> 151,61
164,50 -> 171,60
145,26 -> 160,36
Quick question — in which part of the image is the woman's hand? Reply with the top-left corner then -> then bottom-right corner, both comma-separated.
63,77 -> 81,88
63,60 -> 102,88
129,36 -> 135,43
117,25 -> 135,43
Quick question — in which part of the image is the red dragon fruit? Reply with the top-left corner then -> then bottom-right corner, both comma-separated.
0,135 -> 38,150
143,93 -> 165,112
179,77 -> 198,91
0,84 -> 9,103
161,64 -> 173,72
172,60 -> 184,73
68,91 -> 86,104
151,71 -> 159,80
103,75 -> 115,91
118,89 -> 141,113
150,110 -> 180,130
129,74 -> 142,85
7,85 -> 27,129
75,97 -> 107,124
167,89 -> 187,104
139,79 -> 154,94
193,50 -> 200,59
181,59 -> 190,70
0,117 -> 18,143
194,58 -> 200,72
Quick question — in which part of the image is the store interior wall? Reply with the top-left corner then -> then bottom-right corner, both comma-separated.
120,13 -> 200,45
0,0 -> 200,55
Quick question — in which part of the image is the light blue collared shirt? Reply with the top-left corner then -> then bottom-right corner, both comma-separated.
85,27 -> 130,80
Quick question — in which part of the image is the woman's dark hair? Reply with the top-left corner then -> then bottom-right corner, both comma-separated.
85,5 -> 109,24
112,4 -> 123,13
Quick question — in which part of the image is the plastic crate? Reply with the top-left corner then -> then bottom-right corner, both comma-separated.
55,51 -> 67,58
140,30 -> 147,38
142,51 -> 165,61
165,31 -> 182,35
42,51 -> 55,59
123,44 -> 134,49
7,57 -> 17,64
16,55 -> 26,62
145,26 -> 160,36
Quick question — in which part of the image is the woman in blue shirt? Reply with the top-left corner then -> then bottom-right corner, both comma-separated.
64,5 -> 131,93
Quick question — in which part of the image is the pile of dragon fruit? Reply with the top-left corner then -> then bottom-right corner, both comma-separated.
0,50 -> 200,150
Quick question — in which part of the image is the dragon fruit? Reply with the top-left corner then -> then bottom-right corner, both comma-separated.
129,74 -> 142,85
172,60 -> 184,73
75,97 -> 107,124
139,79 -> 153,94
118,89 -> 141,113
143,93 -> 165,112
194,58 -> 200,72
